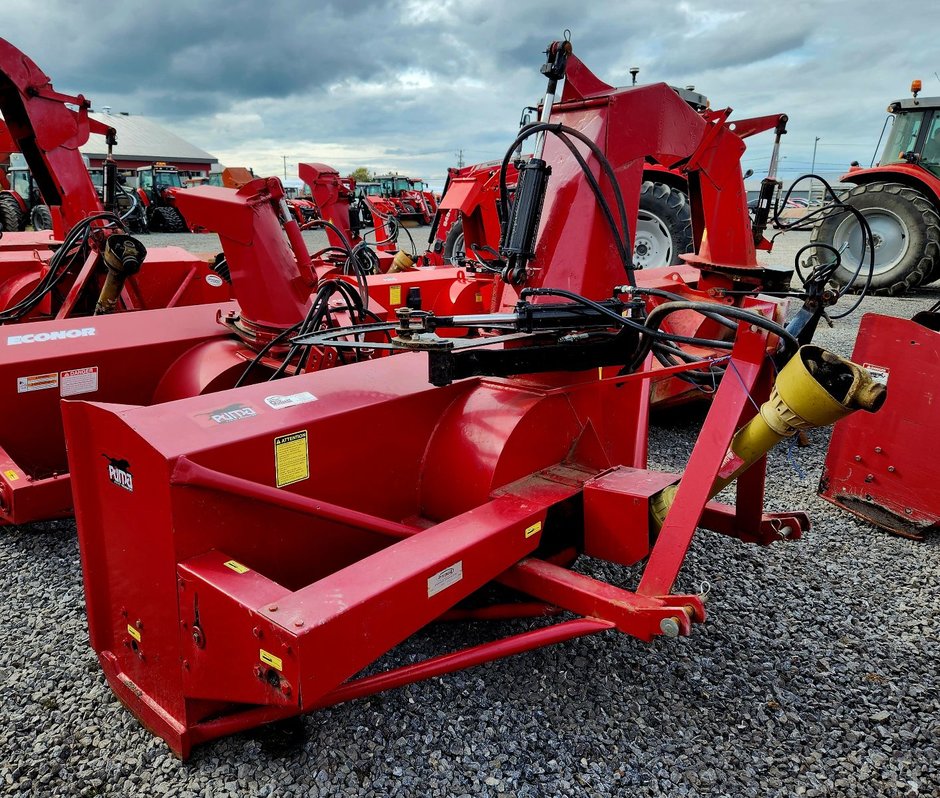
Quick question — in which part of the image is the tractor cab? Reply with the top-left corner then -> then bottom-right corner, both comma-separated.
137,163 -> 183,196
880,95 -> 940,178
6,166 -> 38,205
357,181 -> 384,198
375,174 -> 411,197
2,165 -> 52,230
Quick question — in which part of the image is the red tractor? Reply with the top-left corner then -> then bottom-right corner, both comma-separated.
810,80 -> 940,295
134,163 -> 190,232
0,159 -> 53,230
408,177 -> 437,219
374,173 -> 432,225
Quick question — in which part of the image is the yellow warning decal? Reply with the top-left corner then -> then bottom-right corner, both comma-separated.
260,649 -> 283,671
3,470 -> 18,482
525,521 -> 542,538
127,624 -> 141,642
274,431 -> 309,488
475,292 -> 482,303
389,285 -> 402,305
224,560 -> 249,574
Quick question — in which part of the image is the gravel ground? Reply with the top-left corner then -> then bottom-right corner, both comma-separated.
1,231 -> 938,797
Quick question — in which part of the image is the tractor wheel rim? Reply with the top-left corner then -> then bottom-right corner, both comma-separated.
833,208 -> 910,276
634,210 -> 673,268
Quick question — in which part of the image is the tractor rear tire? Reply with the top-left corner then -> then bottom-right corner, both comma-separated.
635,181 -> 693,268
809,182 -> 940,295
443,219 -> 465,265
0,193 -> 25,233
30,204 -> 53,231
164,206 -> 189,233
149,205 -> 188,233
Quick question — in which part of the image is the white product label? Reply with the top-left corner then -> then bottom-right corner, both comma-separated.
264,391 -> 318,410
7,327 -> 96,345
107,463 -> 133,492
60,366 -> 99,397
427,561 -> 463,597
17,372 -> 59,393
205,274 -> 224,287
863,363 -> 889,386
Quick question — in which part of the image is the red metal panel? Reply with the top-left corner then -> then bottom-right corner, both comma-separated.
582,467 -> 675,565
0,303 -> 233,524
820,313 -> 940,538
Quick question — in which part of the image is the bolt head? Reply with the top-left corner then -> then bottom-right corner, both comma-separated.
660,617 -> 681,638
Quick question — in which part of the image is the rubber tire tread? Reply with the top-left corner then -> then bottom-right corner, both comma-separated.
809,182 -> 940,296
163,206 -> 188,233
0,193 -> 26,232
150,205 -> 188,233
30,204 -> 53,230
638,180 -> 693,267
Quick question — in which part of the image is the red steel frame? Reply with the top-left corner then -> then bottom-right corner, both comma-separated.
0,38 -> 110,242
64,317 -> 805,758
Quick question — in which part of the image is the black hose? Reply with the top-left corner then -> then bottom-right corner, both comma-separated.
770,173 -> 875,318
497,121 -> 635,285
0,212 -> 126,323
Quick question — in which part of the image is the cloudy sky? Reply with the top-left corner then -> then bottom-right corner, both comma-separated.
2,0 -> 938,188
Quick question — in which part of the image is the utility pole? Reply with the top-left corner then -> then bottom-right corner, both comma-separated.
809,136 -> 820,203
455,149 -> 465,169
282,155 -> 288,181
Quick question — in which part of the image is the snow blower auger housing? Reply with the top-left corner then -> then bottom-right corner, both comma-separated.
63,293 -> 885,759
63,36 -> 885,758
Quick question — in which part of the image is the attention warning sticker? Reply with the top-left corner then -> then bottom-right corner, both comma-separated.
17,372 -> 59,393
60,366 -> 99,397
274,430 -> 309,487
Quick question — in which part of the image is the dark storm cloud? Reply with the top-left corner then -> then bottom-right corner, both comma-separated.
1,0 -> 937,184
8,0 -> 403,103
